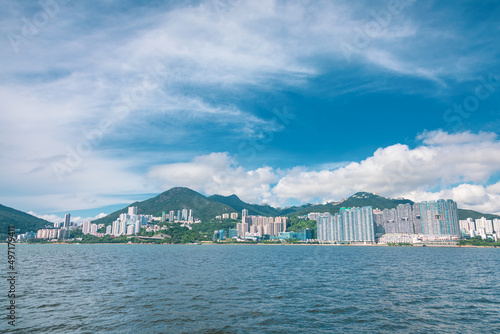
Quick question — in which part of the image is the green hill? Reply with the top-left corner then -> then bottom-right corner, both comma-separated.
92,187 -> 235,225
92,189 -> 500,225
457,209 -> 500,220
288,192 -> 414,217
208,194 -> 280,217
0,204 -> 52,238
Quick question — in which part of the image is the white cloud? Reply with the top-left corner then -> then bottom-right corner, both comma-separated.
148,152 -> 279,205
146,131 -> 500,213
401,183 -> 500,215
28,211 -> 107,225
272,131 -> 500,211
1,1 -> 497,217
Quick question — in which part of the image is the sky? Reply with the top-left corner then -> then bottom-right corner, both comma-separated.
1,0 -> 500,223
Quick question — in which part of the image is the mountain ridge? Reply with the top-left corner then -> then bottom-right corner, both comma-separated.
0,204 -> 52,237
2,188 -> 498,233
91,188 -> 500,224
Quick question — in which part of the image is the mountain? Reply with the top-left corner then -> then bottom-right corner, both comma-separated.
92,187 -> 235,225
457,209 -> 500,220
0,204 -> 52,236
288,192 -> 414,217
208,194 -> 280,217
91,188 -> 500,225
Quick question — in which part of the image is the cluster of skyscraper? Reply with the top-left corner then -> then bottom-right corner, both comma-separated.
108,207 -> 152,236
37,213 -> 72,240
162,208 -> 194,223
459,217 -> 500,240
317,199 -> 460,243
373,200 -> 460,236
236,209 -> 287,238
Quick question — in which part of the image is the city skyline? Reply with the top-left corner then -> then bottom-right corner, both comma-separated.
1,0 -> 500,222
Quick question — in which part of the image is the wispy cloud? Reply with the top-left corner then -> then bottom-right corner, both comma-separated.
1,0 -> 499,216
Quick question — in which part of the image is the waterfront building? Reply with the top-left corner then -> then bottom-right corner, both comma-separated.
82,221 -> 91,235
228,228 -> 238,238
297,228 -> 314,241
236,213 -> 287,237
127,224 -> 135,235
119,219 -> 127,235
112,220 -> 120,236
105,225 -> 112,235
475,217 -> 494,234
413,200 -> 459,236
63,213 -> 71,229
57,229 -> 70,239
16,232 -> 37,242
90,224 -> 98,234
373,204 -> 414,234
317,206 -> 375,243
135,220 -> 141,234
36,229 -> 69,240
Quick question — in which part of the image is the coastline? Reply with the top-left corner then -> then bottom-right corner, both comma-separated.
5,242 -> 497,248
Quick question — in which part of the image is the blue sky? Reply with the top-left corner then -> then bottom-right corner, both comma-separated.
1,0 -> 500,223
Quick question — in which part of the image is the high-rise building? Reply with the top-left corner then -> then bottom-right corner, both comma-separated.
188,209 -> 193,222
475,217 -> 494,234
229,229 -> 238,238
242,209 -> 248,218
128,206 -> 138,215
127,224 -> 135,235
177,210 -> 181,222
112,220 -> 120,236
135,220 -> 141,234
82,221 -> 91,235
413,200 -> 459,236
317,206 -> 375,243
119,220 -> 127,236
161,211 -> 166,222
105,225 -> 112,235
63,213 -> 71,229
493,219 -> 500,234
230,212 -> 238,220
169,210 -> 175,222
181,209 -> 188,221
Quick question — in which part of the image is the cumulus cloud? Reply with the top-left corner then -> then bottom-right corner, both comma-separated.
272,131 -> 500,206
147,131 -> 500,214
148,152 -> 279,204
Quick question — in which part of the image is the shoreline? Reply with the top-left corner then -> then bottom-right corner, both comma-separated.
3,242 -> 497,248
